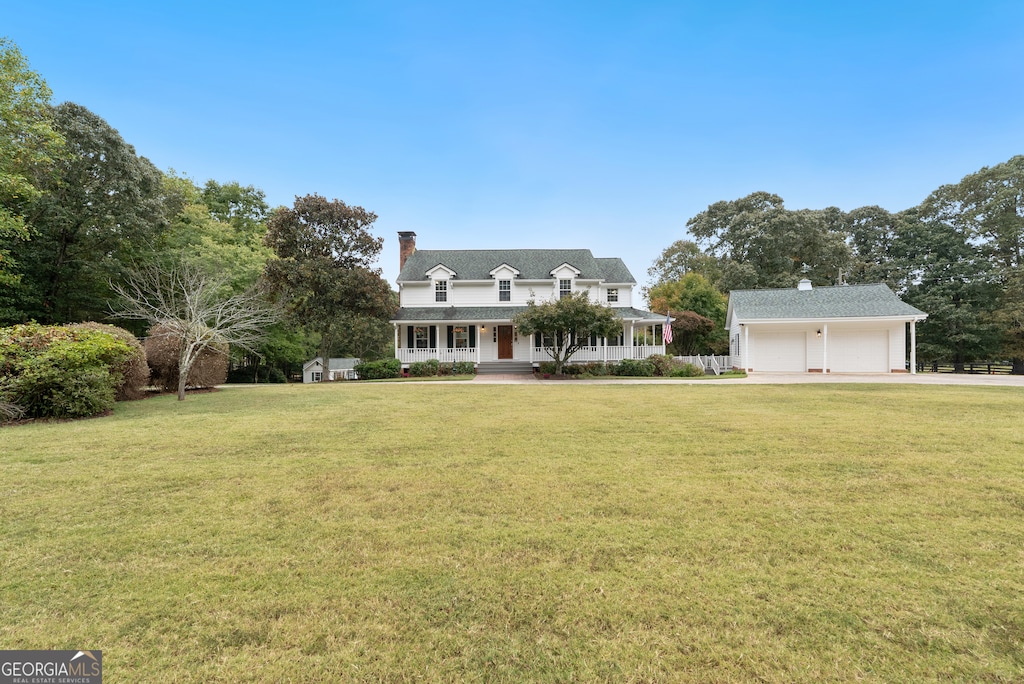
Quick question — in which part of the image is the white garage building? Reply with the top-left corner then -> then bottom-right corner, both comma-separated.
726,281 -> 927,374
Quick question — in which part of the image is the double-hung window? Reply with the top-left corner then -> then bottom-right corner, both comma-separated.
414,326 -> 430,349
499,280 -> 511,302
435,280 -> 447,302
607,288 -> 618,303
452,326 -> 469,349
559,279 -> 572,299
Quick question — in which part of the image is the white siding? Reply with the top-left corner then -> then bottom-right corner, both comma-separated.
400,278 -> 638,308
302,360 -> 323,383
400,282 -> 436,306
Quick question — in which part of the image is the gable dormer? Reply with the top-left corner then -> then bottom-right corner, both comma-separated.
550,263 -> 581,299
489,263 -> 521,279
426,264 -> 456,303
489,264 -> 520,303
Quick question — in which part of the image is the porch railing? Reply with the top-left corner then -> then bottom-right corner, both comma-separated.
397,348 -> 478,364
397,345 -> 667,365
533,344 -> 665,363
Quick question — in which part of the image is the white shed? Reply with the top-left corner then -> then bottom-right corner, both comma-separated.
302,357 -> 361,383
726,282 -> 927,374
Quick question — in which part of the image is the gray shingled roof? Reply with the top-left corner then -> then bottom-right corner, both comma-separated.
729,284 -> 926,321
392,306 -> 663,323
398,249 -> 636,283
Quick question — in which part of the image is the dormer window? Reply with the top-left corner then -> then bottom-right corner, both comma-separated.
499,280 -> 511,302
559,279 -> 572,299
435,280 -> 448,302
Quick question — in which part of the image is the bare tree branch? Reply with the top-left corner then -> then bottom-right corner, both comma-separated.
110,262 -> 278,400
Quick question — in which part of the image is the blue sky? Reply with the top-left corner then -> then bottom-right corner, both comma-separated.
5,1 -> 1023,288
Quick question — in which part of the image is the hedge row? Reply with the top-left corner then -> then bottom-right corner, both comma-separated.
408,360 -> 476,377
353,358 -> 402,380
537,355 -> 705,378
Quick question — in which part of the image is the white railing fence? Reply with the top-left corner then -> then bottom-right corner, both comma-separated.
538,345 -> 665,363
398,345 -> 669,365
676,355 -> 732,375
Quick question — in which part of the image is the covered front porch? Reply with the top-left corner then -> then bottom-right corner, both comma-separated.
395,341 -> 668,366
392,313 -> 668,367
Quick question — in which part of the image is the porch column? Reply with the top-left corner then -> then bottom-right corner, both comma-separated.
743,325 -> 749,372
393,324 -> 399,360
910,320 -> 917,374
602,334 -> 607,362
628,322 -> 635,359
822,323 -> 828,374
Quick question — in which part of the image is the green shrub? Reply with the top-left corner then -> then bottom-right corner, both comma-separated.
537,361 -> 557,375
648,354 -> 674,377
0,323 -> 136,419
70,322 -> 149,399
670,363 -> 706,377
354,358 -> 401,380
452,361 -> 476,375
409,359 -> 440,377
616,358 -> 656,377
437,362 -> 454,377
580,361 -> 611,376
563,364 -> 585,375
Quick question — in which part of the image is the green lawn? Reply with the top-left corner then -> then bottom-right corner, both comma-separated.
1,383 -> 1022,682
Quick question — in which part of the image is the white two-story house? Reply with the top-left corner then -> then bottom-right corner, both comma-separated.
390,232 -> 667,370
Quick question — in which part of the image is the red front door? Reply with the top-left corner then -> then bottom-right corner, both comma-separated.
498,325 -> 513,359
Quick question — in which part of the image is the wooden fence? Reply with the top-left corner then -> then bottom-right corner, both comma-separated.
918,361 -> 1018,375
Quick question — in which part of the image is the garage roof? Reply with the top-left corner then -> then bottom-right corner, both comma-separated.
727,283 -> 926,324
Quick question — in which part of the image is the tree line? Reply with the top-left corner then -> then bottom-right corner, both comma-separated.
1,38 -> 396,382
648,157 -> 1024,373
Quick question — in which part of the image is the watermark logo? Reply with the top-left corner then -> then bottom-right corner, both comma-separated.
0,650 -> 102,684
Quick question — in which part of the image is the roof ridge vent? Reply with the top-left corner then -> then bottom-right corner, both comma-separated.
797,279 -> 813,291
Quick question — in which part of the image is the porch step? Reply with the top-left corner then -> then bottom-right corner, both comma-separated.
476,361 -> 535,375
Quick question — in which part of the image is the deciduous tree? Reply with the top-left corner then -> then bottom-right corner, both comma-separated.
0,38 -> 64,320
512,291 -> 620,375
645,239 -> 721,291
111,262 -> 277,400
263,194 -> 395,379
13,103 -> 168,323
687,192 -> 851,291
647,273 -> 728,354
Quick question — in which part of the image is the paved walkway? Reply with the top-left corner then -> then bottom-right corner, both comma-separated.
470,372 -> 1024,386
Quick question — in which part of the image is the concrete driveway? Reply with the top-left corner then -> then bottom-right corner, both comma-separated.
471,372 -> 1024,386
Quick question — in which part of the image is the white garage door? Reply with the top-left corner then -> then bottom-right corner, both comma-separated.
752,331 -> 806,372
829,330 -> 889,373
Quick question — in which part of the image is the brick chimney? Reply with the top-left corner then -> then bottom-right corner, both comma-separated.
398,231 -> 417,272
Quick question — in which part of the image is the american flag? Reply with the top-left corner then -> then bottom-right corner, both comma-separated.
663,312 -> 673,345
